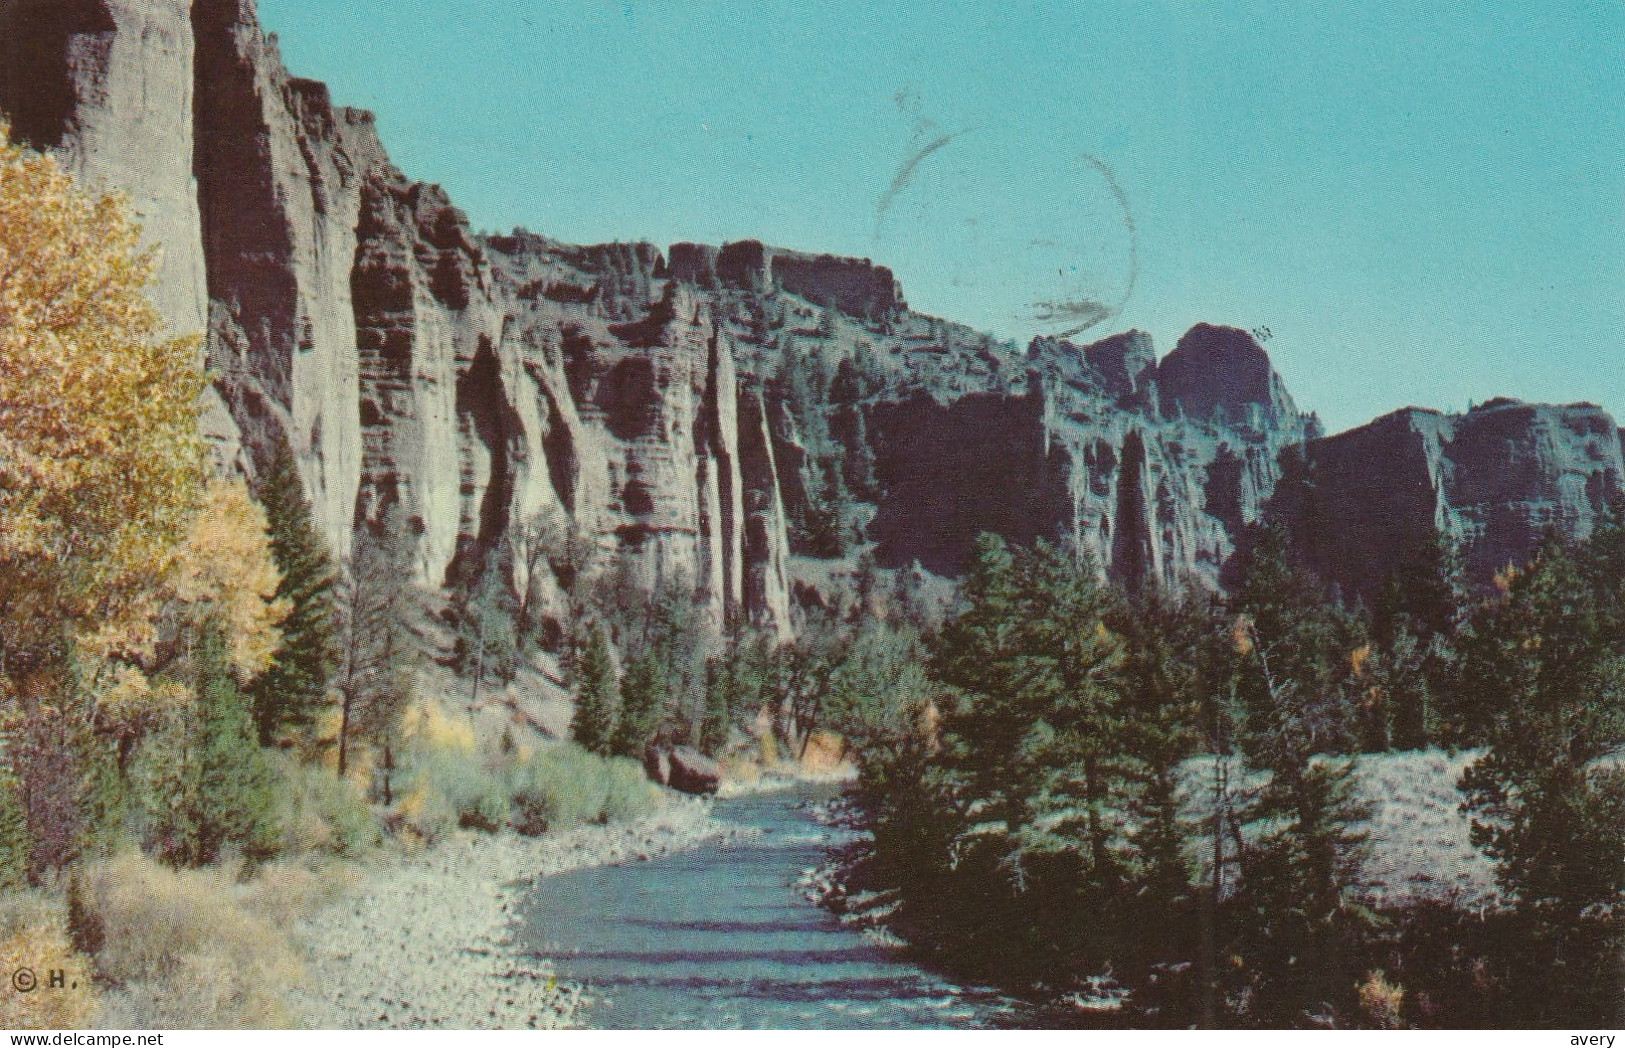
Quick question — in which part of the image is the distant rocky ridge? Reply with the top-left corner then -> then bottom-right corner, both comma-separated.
2,0 -> 1620,638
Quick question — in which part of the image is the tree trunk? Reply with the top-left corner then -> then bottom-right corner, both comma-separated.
338,688 -> 353,778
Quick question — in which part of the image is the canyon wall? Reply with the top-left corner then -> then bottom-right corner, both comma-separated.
3,0 -> 1621,642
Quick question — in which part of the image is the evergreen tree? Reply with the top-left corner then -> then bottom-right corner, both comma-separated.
612,647 -> 666,758
1371,533 -> 1466,749
250,443 -> 338,746
137,624 -> 281,867
801,462 -> 850,559
699,656 -> 733,756
932,536 -> 1130,976
191,623 -> 280,865
571,627 -> 619,757
1114,593 -> 1209,976
458,549 -> 521,704
1226,524 -> 1374,1024
333,517 -> 416,779
1456,538 -> 1625,1024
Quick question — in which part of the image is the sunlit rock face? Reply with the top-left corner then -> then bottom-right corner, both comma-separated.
5,0 -> 1621,640
0,0 -> 239,461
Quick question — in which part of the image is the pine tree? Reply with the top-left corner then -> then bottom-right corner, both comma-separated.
1371,533 -> 1466,749
571,627 -> 619,757
1457,538 -> 1625,1024
802,464 -> 849,559
1226,524 -> 1374,1024
332,517 -> 415,779
137,624 -> 281,868
250,444 -> 338,745
937,537 -> 1127,873
191,623 -> 280,864
458,549 -> 521,705
1115,593 -> 1208,962
699,656 -> 733,756
612,647 -> 666,758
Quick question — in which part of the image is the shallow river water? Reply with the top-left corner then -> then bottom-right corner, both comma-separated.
513,786 -> 1032,1029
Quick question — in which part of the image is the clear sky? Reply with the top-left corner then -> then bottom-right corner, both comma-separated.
257,0 -> 1624,434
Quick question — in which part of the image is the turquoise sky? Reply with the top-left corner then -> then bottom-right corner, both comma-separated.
258,0 -> 1624,433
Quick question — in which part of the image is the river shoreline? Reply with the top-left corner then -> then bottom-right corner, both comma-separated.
292,797 -> 747,1029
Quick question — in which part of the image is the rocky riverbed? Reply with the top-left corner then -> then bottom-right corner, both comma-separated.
292,799 -> 754,1029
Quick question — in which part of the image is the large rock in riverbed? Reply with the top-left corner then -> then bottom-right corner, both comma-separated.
667,747 -> 721,796
643,745 -> 672,788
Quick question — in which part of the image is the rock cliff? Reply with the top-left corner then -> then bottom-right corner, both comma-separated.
3,0 -> 1621,641
1283,400 -> 1625,603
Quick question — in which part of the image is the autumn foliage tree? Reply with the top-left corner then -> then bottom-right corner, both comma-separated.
0,131 -> 291,878
0,126 -> 207,693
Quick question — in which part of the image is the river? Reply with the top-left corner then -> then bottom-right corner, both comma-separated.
512,785 -> 1032,1029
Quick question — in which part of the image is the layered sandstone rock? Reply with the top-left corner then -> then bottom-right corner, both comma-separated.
4,0 -> 1620,652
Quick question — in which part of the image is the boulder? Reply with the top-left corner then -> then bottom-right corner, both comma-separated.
643,745 -> 671,788
667,746 -> 722,796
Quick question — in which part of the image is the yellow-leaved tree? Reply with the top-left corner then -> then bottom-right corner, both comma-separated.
0,129 -> 292,886
89,479 -> 289,724
0,125 -> 207,694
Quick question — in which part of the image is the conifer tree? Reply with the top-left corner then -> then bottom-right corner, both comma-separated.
1227,524 -> 1373,1024
571,627 -> 619,757
332,517 -> 415,779
1115,593 -> 1208,936
191,623 -> 280,865
250,444 -> 338,745
1457,537 -> 1625,1024
611,647 -> 666,758
458,549 -> 521,705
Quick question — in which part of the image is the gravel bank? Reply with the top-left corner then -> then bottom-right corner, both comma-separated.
292,798 -> 739,1029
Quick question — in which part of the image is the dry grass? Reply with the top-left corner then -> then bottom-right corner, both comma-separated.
0,892 -> 98,1029
1180,748 -> 1496,908
243,857 -> 363,931
85,853 -> 306,1029
1354,748 -> 1494,907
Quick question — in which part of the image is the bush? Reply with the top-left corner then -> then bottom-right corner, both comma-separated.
275,757 -> 381,858
602,756 -> 663,823
83,853 -> 303,1029
398,742 -> 509,841
508,745 -> 660,835
242,858 -> 361,932
0,767 -> 31,892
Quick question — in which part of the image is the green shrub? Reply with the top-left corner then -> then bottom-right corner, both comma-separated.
401,743 -> 509,840
0,769 -> 31,892
276,758 -> 381,858
602,757 -> 662,823
508,745 -> 661,834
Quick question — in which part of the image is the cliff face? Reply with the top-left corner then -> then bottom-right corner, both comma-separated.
4,0 -> 1621,637
0,0 -> 239,456
1289,401 -> 1625,603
